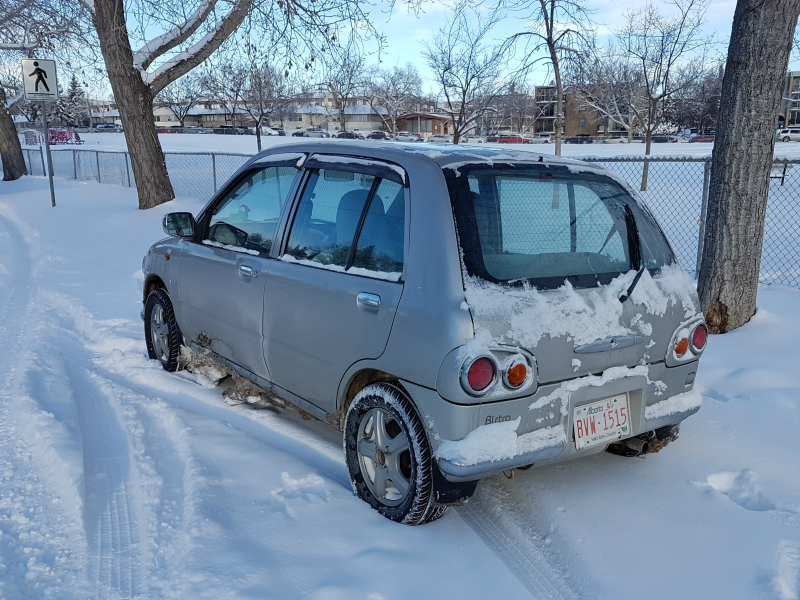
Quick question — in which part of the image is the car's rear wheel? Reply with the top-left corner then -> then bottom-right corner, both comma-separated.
782,136 -> 791,142
344,383 -> 446,525
144,289 -> 182,372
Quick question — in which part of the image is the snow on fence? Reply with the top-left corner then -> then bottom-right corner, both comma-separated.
15,147 -> 800,289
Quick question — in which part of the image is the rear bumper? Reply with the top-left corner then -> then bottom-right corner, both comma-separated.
403,361 -> 701,483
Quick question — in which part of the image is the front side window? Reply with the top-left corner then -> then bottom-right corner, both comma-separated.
449,166 -> 675,289
207,166 -> 298,254
284,168 -> 405,280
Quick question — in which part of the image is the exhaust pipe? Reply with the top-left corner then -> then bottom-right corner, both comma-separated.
624,437 -> 649,456
605,435 -> 650,457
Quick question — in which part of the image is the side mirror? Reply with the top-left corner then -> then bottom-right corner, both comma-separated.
163,212 -> 195,238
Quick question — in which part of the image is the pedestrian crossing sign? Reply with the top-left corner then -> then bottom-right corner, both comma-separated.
21,59 -> 58,102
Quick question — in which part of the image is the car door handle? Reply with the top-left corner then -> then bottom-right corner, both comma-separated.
357,292 -> 381,311
239,265 -> 257,278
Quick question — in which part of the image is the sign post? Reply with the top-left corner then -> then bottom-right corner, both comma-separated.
21,59 -> 58,207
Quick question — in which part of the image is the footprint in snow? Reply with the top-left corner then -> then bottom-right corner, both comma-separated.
270,472 -> 329,519
699,469 -> 775,512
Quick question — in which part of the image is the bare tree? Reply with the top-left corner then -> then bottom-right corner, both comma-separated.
569,41 -> 648,141
502,0 -> 594,155
322,50 -> 364,131
362,62 -> 422,135
697,0 -> 800,333
617,0 -> 710,189
662,63 -> 723,132
0,0 -> 82,180
155,72 -> 206,127
82,0 -> 384,209
240,62 -> 293,151
423,3 -> 506,144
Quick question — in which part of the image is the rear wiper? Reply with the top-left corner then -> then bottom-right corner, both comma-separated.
619,265 -> 646,303
619,205 -> 644,303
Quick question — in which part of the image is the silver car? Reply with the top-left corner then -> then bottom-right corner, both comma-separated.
143,143 -> 707,525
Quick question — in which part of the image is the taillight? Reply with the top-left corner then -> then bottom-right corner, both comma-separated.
467,357 -> 496,392
691,323 -> 708,352
504,363 -> 527,388
674,337 -> 690,357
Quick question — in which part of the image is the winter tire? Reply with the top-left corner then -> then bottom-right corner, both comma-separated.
782,137 -> 791,142
144,289 -> 182,372
344,383 -> 446,525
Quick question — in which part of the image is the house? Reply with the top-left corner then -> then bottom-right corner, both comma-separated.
534,85 -> 603,137
396,113 -> 452,137
779,71 -> 800,128
343,105 -> 387,131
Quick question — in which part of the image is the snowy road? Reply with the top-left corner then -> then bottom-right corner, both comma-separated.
1,176 -> 799,599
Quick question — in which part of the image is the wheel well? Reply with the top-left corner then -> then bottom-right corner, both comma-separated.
338,369 -> 408,430
143,275 -> 167,303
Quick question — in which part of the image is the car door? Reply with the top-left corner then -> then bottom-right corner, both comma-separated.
179,161 -> 301,379
263,156 -> 407,412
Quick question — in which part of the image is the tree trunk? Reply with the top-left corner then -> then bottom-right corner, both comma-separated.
641,99 -> 657,191
553,55 -> 563,156
255,116 -> 262,152
697,0 -> 800,333
0,88 -> 28,181
93,0 -> 174,209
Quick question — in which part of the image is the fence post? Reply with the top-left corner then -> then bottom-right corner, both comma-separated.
95,150 -> 101,183
212,153 -> 217,193
39,144 -> 45,177
695,159 -> 712,275
73,149 -> 77,179
124,152 -> 131,187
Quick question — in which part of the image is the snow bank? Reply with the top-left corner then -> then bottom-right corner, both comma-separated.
464,263 -> 699,352
434,418 -> 566,466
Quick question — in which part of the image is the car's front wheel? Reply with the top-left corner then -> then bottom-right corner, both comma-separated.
144,289 -> 182,372
782,136 -> 791,142
344,383 -> 446,525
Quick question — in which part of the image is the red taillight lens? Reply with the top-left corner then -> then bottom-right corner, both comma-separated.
467,357 -> 496,392
691,324 -> 708,351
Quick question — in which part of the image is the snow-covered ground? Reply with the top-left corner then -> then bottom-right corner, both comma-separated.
0,175 -> 799,600
43,131 -> 800,160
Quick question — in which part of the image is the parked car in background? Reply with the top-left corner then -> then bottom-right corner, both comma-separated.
529,134 -> 551,144
394,132 -> 422,142
183,126 -> 205,134
601,137 -> 627,144
564,134 -> 593,144
365,131 -> 390,140
93,123 -> 123,132
146,142 -> 707,525
291,129 -> 305,137
427,134 -> 454,143
303,128 -> 330,138
260,127 -> 284,136
689,134 -> 715,143
214,125 -> 251,135
462,135 -> 487,144
497,134 -> 531,143
651,135 -> 677,143
336,131 -> 364,139
776,128 -> 800,142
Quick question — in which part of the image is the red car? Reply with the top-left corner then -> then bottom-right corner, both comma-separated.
690,134 -> 715,143
497,134 -> 531,144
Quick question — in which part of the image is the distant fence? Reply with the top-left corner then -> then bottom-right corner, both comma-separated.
14,146 -> 800,289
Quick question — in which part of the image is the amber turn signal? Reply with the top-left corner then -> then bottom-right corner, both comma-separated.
506,363 -> 527,387
675,337 -> 690,357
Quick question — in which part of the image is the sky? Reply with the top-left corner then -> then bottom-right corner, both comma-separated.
366,0 -> 800,95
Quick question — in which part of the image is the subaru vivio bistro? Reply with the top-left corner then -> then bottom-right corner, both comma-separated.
142,143 -> 707,525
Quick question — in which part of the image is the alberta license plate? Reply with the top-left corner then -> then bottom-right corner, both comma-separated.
573,394 -> 630,450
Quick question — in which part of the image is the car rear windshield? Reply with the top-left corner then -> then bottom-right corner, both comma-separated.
446,164 -> 675,290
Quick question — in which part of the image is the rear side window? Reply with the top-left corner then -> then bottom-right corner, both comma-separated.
448,166 -> 675,289
208,166 -> 298,254
284,169 -> 405,280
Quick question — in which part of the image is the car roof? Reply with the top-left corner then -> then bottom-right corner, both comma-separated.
248,140 -> 604,175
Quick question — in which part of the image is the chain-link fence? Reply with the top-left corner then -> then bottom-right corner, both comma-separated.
582,156 -> 800,288
19,147 -> 252,198
9,147 -> 800,289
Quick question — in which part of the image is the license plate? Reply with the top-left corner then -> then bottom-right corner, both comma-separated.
573,394 -> 630,450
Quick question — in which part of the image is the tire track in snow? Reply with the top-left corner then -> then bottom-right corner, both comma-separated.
458,479 -> 580,600
65,361 -> 143,598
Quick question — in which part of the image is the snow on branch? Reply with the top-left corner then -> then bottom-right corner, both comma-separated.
145,0 -> 254,94
133,0 -> 218,73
